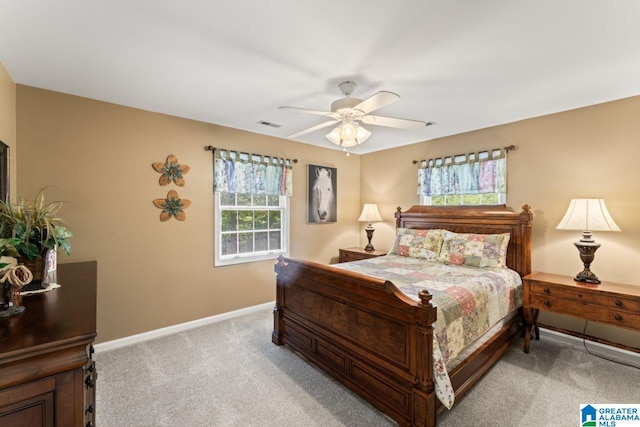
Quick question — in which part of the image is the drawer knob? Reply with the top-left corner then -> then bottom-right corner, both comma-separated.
86,404 -> 94,414
85,376 -> 94,388
543,288 -> 551,294
615,300 -> 623,307
615,314 -> 623,322
543,300 -> 551,307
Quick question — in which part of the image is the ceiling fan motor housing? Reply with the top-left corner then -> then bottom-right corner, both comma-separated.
331,97 -> 364,114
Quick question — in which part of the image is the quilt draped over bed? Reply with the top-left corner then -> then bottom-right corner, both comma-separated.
334,254 -> 523,409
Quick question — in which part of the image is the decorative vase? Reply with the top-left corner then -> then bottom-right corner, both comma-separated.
18,254 -> 47,292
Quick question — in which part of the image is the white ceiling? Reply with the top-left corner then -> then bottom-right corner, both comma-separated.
1,1 -> 639,154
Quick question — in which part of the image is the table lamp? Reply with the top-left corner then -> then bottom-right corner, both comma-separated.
358,204 -> 383,251
556,199 -> 620,284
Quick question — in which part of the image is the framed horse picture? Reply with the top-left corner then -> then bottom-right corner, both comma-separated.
307,164 -> 337,223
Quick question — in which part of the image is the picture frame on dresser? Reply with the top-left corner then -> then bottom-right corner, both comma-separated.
0,141 -> 7,202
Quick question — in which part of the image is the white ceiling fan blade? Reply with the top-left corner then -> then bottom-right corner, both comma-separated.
361,115 -> 435,130
279,106 -> 339,119
288,120 -> 338,138
352,91 -> 400,114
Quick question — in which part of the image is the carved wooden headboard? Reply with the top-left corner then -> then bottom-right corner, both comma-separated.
394,204 -> 533,277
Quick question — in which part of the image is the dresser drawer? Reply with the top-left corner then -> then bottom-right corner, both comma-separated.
528,281 -> 640,313
339,251 -> 363,263
529,294 -> 640,330
338,247 -> 387,263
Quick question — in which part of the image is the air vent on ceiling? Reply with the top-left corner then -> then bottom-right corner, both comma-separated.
257,120 -> 281,128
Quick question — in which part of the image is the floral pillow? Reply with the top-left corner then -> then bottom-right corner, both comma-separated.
437,230 -> 510,268
388,228 -> 444,261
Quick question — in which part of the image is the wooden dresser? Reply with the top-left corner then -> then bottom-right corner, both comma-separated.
338,246 -> 388,263
523,271 -> 640,353
0,261 -> 97,427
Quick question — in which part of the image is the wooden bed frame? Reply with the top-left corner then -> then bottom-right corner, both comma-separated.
272,205 -> 532,427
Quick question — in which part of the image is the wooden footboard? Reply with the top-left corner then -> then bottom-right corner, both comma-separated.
273,205 -> 532,426
273,256 -> 438,427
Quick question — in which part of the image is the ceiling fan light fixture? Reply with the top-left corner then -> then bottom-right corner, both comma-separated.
325,122 -> 371,148
355,124 -> 371,143
283,81 -> 432,151
326,127 -> 342,145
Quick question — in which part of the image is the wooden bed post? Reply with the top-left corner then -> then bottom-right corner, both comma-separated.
395,206 -> 403,229
272,256 -> 287,346
519,205 -> 533,278
413,289 -> 437,427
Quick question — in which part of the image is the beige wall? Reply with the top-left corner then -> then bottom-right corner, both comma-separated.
361,95 -> 640,347
16,85 -> 361,343
0,60 -> 17,197
13,81 -> 640,347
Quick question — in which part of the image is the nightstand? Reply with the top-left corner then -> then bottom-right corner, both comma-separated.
338,247 -> 387,263
523,272 -> 640,353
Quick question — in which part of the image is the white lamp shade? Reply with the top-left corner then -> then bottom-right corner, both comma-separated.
358,204 -> 383,223
556,199 -> 621,231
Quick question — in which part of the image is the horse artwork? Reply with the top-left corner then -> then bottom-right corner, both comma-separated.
307,164 -> 337,223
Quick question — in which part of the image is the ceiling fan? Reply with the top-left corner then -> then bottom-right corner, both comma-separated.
279,81 -> 435,149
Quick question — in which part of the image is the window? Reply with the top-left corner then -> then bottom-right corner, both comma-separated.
418,148 -> 507,206
215,192 -> 289,266
210,147 -> 293,266
424,193 -> 501,206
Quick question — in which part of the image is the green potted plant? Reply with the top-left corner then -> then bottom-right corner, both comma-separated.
0,188 -> 72,289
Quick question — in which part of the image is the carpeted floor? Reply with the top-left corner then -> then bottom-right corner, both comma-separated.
95,308 -> 639,427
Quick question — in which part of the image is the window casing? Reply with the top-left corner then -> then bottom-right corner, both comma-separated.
214,192 -> 289,266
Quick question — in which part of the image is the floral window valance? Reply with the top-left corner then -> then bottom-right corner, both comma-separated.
213,148 -> 293,196
417,147 -> 507,199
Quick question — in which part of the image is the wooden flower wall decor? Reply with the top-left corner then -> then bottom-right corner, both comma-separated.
152,154 -> 190,186
153,190 -> 191,221
152,154 -> 191,221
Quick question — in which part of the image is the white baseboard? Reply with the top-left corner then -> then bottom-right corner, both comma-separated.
93,301 -> 274,354
539,329 -> 640,368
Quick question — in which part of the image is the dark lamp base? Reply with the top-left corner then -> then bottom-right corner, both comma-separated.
574,236 -> 601,285
574,270 -> 601,284
364,226 -> 375,252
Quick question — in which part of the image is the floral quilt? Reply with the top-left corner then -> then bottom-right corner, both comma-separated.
334,254 -> 523,409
